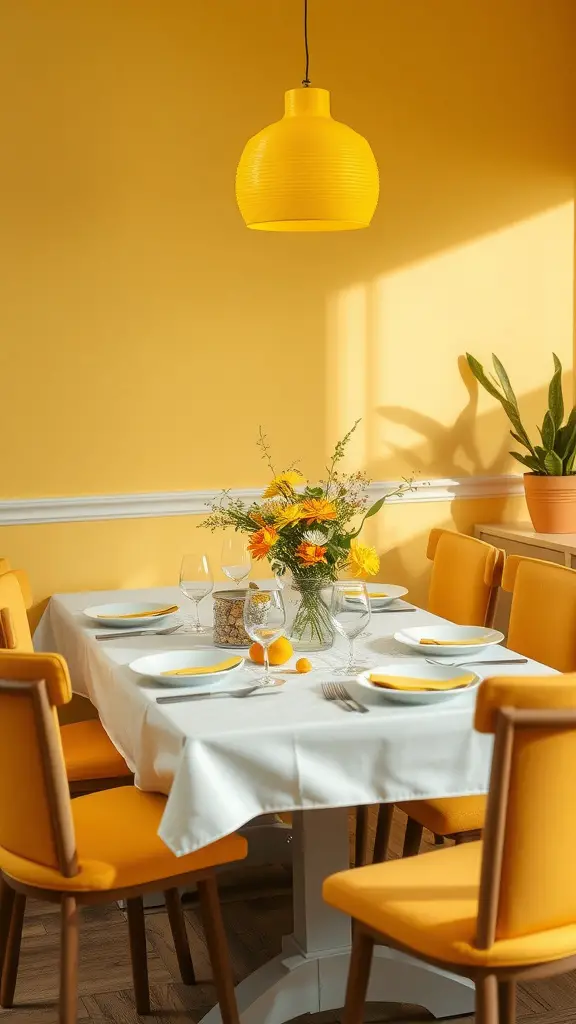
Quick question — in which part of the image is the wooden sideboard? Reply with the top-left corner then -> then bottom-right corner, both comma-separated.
474,522 -> 576,634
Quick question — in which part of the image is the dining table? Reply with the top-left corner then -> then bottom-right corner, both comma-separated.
34,585 -> 556,1024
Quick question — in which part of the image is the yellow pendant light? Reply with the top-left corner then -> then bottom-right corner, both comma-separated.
236,1 -> 379,232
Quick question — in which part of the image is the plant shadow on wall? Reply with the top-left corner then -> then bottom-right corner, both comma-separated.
371,364 -> 574,602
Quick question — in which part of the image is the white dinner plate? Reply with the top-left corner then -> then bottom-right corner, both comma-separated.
393,624 -> 504,657
346,583 -> 409,609
129,649 -> 246,686
357,661 -> 481,704
84,602 -> 180,629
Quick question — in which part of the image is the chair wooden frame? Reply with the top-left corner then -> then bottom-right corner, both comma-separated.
344,704 -> 576,1024
0,677 -> 239,1024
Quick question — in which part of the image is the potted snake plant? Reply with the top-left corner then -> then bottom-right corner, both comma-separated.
466,352 -> 576,534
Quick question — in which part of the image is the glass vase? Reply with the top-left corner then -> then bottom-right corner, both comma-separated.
289,576 -> 335,652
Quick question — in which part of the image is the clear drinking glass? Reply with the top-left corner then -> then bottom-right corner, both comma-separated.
179,553 -> 214,633
243,589 -> 287,685
221,534 -> 251,587
330,581 -> 371,675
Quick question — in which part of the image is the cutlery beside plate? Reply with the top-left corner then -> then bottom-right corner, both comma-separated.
156,680 -> 284,704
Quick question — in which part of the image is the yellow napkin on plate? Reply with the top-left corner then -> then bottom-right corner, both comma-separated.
369,672 -> 475,691
162,657 -> 242,677
346,590 -> 388,598
97,605 -> 179,619
418,637 -> 487,646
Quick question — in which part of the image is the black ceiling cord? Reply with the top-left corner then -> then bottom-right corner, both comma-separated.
302,0 -> 311,87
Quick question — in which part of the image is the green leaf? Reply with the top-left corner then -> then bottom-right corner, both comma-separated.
548,360 -> 564,429
364,497 -> 386,520
509,430 -> 532,452
541,410 -> 556,450
466,354 -> 505,402
559,417 -> 576,462
492,354 -> 518,407
466,353 -> 534,451
544,450 -> 563,475
510,451 -> 543,473
565,449 -> 576,474
553,352 -> 563,375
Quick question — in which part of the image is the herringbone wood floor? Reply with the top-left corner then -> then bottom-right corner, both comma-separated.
2,808 -> 575,1023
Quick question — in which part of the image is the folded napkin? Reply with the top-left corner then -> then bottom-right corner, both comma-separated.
346,590 -> 388,598
96,605 -> 179,619
162,657 -> 242,677
418,637 -> 487,646
369,672 -> 475,691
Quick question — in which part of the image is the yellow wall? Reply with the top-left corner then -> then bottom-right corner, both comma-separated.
1,0 -> 575,611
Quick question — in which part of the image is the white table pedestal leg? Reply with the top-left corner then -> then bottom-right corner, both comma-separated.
199,808 -> 475,1024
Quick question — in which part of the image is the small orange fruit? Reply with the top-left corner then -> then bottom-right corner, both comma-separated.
295,658 -> 312,674
249,636 -> 293,666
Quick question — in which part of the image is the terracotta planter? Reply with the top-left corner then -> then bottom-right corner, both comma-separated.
523,473 -> 576,533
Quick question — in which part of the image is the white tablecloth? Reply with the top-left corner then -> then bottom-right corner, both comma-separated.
34,586 -> 554,856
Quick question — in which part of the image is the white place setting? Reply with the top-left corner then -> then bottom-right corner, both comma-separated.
33,580 -> 555,1024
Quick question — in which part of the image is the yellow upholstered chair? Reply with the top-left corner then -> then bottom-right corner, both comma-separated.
0,568 -> 132,794
367,530 -> 504,864
325,673 -> 576,1024
0,651 -> 246,1024
379,554 -> 576,862
427,528 -> 505,627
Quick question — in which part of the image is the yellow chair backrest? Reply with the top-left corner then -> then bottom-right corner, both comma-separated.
0,558 -> 33,610
503,555 -> 576,671
0,573 -> 34,652
0,651 -> 76,875
475,674 -> 576,945
427,529 -> 504,626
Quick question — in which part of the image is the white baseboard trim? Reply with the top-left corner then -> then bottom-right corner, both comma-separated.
0,475 -> 525,527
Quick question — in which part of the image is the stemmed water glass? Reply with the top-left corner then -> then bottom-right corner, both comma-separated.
179,553 -> 214,633
330,581 -> 371,675
243,589 -> 287,685
221,534 -> 251,587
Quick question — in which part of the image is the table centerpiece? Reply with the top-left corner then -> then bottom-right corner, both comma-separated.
202,422 -> 411,651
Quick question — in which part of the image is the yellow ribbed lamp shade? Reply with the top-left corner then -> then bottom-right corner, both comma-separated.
236,88 -> 379,231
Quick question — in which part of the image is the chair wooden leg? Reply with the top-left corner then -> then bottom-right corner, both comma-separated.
0,892 -> 25,1008
60,896 -> 79,1024
197,874 -> 239,1024
476,973 -> 499,1024
126,897 -> 151,1015
354,806 -> 369,866
498,980 -> 516,1024
402,816 -> 424,858
372,803 -> 393,862
0,877 -> 16,983
164,888 -> 196,985
342,927 -> 374,1024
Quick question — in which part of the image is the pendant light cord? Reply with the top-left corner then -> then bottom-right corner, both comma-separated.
302,0 -> 311,87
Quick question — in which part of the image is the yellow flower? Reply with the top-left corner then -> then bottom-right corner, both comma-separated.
263,470 -> 305,499
300,498 -> 338,524
247,527 -> 279,560
274,503 -> 305,530
348,540 -> 380,577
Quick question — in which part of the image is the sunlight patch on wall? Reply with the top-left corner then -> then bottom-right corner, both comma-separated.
327,202 -> 574,483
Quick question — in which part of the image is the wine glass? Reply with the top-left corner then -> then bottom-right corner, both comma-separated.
243,589 -> 287,685
330,581 -> 371,675
221,534 -> 251,587
179,553 -> 214,633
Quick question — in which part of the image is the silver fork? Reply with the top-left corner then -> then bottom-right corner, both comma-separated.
425,657 -> 528,668
322,682 -> 368,713
96,623 -> 183,641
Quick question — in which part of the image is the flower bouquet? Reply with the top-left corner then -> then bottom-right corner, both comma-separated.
202,422 -> 411,650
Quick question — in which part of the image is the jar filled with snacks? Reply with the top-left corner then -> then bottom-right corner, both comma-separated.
213,589 -> 252,648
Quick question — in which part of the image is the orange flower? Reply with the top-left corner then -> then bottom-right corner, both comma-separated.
247,527 -> 279,560
300,498 -> 338,525
295,541 -> 327,566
